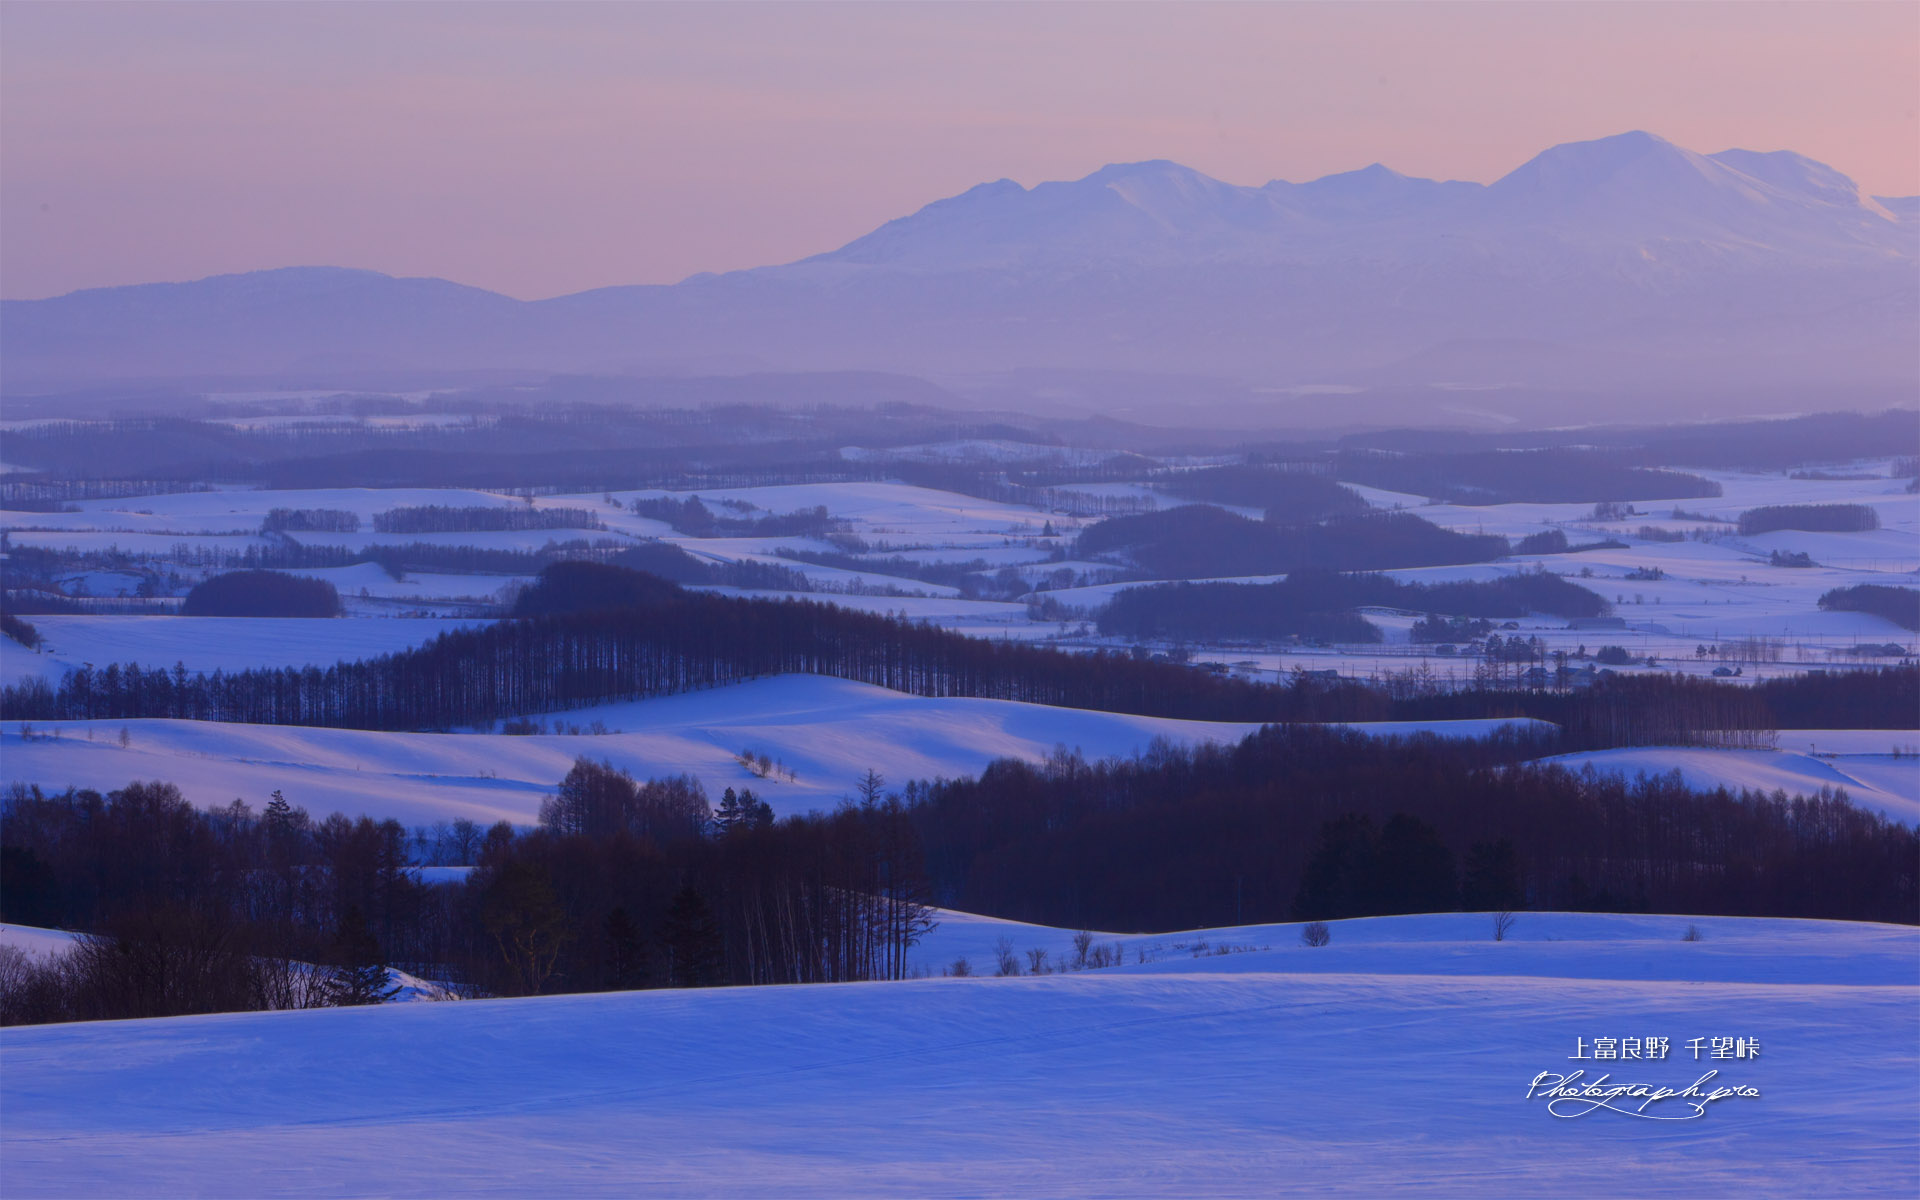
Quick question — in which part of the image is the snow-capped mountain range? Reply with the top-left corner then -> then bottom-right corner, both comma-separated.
4,132 -> 1914,405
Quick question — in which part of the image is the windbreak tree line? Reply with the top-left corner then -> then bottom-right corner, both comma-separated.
372,504 -> 604,534
2,565 -> 1914,744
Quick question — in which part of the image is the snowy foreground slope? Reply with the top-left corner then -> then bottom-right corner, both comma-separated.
4,912 -> 1914,1198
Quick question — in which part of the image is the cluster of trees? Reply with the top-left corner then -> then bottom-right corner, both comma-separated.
1410,615 -> 1493,643
181,570 -> 341,618
1,613 -> 40,649
1096,568 -> 1606,642
1737,504 -> 1880,536
1158,466 -> 1367,522
1293,816 -> 1522,919
630,496 -> 839,539
1077,507 -> 1511,579
909,726 -> 1917,932
372,504 -> 603,534
1818,584 -> 1920,632
1331,450 -> 1721,505
1,763 -> 934,1022
263,507 -> 361,533
1,782 -> 423,1024
0,475 -> 212,505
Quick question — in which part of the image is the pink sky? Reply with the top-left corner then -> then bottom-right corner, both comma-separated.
3,1 -> 1915,300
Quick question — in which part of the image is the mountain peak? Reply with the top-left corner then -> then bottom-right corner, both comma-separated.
1082,159 -> 1218,185
1709,147 -> 1871,209
1494,130 -> 1692,190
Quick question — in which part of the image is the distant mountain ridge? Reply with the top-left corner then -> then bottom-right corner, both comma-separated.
5,131 -> 1915,407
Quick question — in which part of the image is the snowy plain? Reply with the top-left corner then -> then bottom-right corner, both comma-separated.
2,910 -> 1913,1198
8,466 -> 1916,674
2,614 -> 485,685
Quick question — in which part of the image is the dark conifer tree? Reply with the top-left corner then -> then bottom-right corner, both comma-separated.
324,906 -> 399,1006
1292,815 -> 1379,921
1460,839 -> 1525,911
1374,814 -> 1457,914
601,907 -> 648,991
662,885 -> 721,988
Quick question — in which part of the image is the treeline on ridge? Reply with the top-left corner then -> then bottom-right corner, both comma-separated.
913,725 -> 1916,931
630,496 -> 840,539
1096,568 -> 1607,642
1076,507 -> 1511,579
1818,584 -> 1920,632
1156,467 -> 1368,522
1737,504 -> 1881,536
5,724 -> 1913,1024
4,563 -> 1916,745
372,504 -> 603,534
1329,449 -> 1722,505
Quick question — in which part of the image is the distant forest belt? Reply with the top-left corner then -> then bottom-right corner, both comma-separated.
2,593 -> 1913,747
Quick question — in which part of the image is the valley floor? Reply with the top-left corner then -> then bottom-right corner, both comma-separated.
3,911 -> 1914,1198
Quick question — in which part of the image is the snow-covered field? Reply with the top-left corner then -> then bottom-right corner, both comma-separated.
0,675 -> 1554,825
3,910 -> 1912,1198
2,615 -> 485,685
8,466 -> 1915,680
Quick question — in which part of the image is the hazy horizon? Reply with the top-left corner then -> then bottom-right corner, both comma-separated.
4,0 -> 1916,301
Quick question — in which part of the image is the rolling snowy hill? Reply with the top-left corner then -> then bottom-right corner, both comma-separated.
3,910 -> 1912,1198
0,674 -> 1551,825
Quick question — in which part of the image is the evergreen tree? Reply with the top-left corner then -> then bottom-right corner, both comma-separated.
1461,839 -> 1524,911
1374,813 -> 1457,914
323,906 -> 399,1006
1292,814 -> 1378,920
662,885 -> 721,987
714,787 -> 774,835
602,906 -> 648,990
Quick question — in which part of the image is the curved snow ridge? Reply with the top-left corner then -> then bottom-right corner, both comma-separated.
1539,744 -> 1920,822
2,676 -> 1555,826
